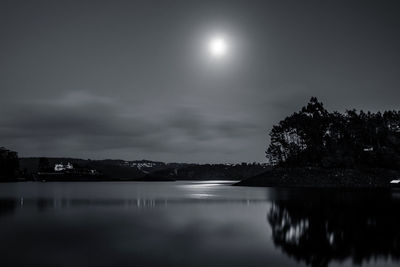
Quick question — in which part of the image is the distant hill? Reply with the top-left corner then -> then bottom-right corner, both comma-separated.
19,157 -> 268,181
119,160 -> 193,173
144,163 -> 269,180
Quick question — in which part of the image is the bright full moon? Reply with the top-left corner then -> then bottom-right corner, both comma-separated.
208,37 -> 228,58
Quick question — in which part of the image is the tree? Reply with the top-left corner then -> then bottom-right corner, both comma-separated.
266,97 -> 400,169
266,97 -> 330,167
0,147 -> 19,181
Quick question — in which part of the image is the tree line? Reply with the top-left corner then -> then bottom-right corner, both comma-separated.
266,97 -> 400,169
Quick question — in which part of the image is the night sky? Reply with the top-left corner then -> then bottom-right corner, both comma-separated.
1,0 -> 400,163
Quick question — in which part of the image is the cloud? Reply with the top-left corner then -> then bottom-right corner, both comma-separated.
0,91 -> 262,162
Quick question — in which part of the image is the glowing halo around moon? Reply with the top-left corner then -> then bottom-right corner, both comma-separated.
208,36 -> 228,58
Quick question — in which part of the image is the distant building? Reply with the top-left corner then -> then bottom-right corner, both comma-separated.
363,147 -> 374,152
54,162 -> 73,172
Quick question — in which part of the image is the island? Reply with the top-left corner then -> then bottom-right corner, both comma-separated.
236,97 -> 400,188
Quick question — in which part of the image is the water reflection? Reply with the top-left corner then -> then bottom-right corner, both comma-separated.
0,182 -> 272,267
0,199 -> 17,217
0,197 -> 267,213
1,182 -> 400,267
267,189 -> 400,267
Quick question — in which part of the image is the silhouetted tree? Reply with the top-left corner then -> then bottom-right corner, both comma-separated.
266,97 -> 400,169
267,97 -> 330,167
0,147 -> 19,181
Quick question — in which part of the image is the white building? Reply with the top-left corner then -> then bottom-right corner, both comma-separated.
363,147 -> 374,152
54,162 -> 73,172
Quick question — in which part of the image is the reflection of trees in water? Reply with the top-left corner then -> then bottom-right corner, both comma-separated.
267,190 -> 400,267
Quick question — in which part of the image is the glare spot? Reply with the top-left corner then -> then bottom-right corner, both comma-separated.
209,37 -> 228,58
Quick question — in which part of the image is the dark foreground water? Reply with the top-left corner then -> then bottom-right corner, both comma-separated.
0,181 -> 399,267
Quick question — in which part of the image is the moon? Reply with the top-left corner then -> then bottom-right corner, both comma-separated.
208,37 -> 228,58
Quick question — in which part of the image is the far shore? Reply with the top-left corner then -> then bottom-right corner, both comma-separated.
2,167 -> 400,189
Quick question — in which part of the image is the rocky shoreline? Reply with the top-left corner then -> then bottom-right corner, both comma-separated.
234,167 -> 400,188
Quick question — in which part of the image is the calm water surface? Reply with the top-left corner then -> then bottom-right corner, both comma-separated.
0,181 -> 399,267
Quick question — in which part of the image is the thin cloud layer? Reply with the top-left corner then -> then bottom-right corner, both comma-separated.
0,91 -> 261,162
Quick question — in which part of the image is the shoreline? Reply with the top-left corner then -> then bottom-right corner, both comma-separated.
234,167 -> 400,188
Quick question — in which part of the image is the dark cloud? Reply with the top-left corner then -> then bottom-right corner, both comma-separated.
1,0 -> 400,162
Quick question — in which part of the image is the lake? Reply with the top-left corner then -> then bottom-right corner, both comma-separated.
0,181 -> 399,267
